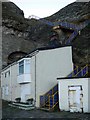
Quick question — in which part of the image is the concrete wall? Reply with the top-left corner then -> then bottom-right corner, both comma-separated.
35,46 -> 73,107
58,78 -> 89,113
11,63 -> 21,101
1,66 -> 11,101
1,63 -> 21,102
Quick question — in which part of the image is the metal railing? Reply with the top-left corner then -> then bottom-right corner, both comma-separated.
40,84 -> 58,108
65,31 -> 78,45
48,91 -> 59,110
67,64 -> 88,78
74,64 -> 88,77
28,15 -> 90,45
28,15 -> 90,30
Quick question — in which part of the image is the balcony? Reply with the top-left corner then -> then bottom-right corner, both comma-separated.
17,74 -> 31,84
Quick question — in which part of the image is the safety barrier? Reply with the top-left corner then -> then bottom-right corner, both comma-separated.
40,84 -> 58,110
67,64 -> 88,77
28,15 -> 90,45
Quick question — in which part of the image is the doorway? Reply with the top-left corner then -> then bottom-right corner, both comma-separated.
68,86 -> 83,112
20,83 -> 31,102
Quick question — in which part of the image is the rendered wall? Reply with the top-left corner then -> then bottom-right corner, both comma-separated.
1,63 -> 21,102
1,67 -> 11,101
1,46 -> 73,107
11,64 -> 21,101
35,46 -> 73,107
58,78 -> 89,113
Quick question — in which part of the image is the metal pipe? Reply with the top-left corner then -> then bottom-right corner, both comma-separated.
35,55 -> 36,106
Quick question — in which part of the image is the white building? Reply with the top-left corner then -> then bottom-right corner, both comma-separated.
1,46 -> 73,108
57,78 -> 90,113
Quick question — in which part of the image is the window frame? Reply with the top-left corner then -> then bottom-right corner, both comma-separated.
19,60 -> 24,75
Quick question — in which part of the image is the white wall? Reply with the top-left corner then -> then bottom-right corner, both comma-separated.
1,46 -> 73,107
1,67 -> 11,101
58,78 -> 89,113
11,64 -> 21,102
1,63 -> 21,102
35,46 -> 73,107
88,78 -> 90,112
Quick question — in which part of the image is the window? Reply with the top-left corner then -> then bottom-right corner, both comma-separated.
5,85 -> 9,95
4,71 -> 10,78
8,71 -> 10,76
25,59 -> 30,74
19,60 -> 24,75
5,73 -> 7,78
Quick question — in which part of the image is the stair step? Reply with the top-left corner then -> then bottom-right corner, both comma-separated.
9,103 -> 35,110
40,107 -> 50,111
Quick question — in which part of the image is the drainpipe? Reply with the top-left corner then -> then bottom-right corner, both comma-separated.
10,65 -> 12,102
35,55 -> 36,107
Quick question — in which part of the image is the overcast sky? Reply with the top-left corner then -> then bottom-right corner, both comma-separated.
10,0 -> 76,18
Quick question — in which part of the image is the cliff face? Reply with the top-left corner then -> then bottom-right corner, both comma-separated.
46,2 -> 90,22
2,1 -> 90,68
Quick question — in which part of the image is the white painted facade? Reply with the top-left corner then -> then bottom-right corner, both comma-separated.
1,63 -> 21,102
1,46 -> 73,107
58,78 -> 90,113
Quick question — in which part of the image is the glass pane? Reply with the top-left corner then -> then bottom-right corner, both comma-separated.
25,60 -> 30,73
19,60 -> 24,75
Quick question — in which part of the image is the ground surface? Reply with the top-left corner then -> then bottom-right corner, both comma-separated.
2,101 -> 90,119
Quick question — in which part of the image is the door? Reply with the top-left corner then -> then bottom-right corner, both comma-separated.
21,84 -> 31,102
68,86 -> 83,112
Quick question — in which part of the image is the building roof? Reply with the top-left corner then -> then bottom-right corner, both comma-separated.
57,76 -> 90,80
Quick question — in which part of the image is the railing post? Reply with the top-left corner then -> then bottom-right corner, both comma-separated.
49,96 -> 50,110
53,95 -> 54,107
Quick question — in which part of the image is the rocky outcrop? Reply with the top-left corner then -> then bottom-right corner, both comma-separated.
2,1 -> 90,68
46,2 -> 90,23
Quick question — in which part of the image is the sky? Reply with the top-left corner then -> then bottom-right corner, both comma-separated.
10,0 -> 76,18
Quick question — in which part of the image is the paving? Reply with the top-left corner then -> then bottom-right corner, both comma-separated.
2,101 -> 90,119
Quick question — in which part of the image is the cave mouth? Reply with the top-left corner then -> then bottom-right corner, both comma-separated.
7,51 -> 27,65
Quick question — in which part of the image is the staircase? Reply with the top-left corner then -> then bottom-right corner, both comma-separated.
28,15 -> 90,45
29,15 -> 90,30
40,65 -> 88,111
67,64 -> 88,78
40,84 -> 58,111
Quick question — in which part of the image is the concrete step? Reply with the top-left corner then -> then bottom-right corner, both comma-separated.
9,102 -> 35,110
40,107 -> 50,111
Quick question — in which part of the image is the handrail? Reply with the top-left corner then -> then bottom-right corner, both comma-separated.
41,84 -> 58,97
28,15 -> 90,46
48,91 -> 58,110
53,91 -> 58,97
66,31 -> 78,45
74,64 -> 88,77
67,64 -> 88,78
28,15 -> 90,30
67,65 -> 79,77
40,85 -> 58,107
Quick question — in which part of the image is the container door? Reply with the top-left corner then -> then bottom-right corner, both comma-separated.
68,86 -> 83,112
